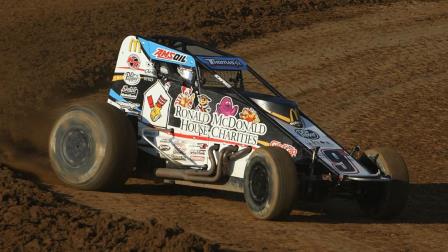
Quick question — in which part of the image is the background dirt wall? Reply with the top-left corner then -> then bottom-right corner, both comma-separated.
0,0 -> 398,149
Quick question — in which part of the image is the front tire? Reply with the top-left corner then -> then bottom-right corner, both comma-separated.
49,102 -> 136,191
243,147 -> 298,220
357,147 -> 409,219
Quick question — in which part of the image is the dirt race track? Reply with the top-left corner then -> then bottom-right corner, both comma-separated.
1,0 -> 448,251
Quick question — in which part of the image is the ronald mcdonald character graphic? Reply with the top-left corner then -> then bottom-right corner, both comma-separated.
175,86 -> 195,109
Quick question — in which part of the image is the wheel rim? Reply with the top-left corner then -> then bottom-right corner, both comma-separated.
60,127 -> 94,172
249,163 -> 270,205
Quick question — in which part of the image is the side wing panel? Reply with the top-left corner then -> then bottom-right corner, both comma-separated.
138,38 -> 196,68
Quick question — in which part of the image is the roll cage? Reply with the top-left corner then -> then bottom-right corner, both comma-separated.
144,35 -> 283,97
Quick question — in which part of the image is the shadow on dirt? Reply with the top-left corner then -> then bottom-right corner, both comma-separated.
123,182 -> 245,202
286,183 -> 448,224
3,154 -> 447,225
122,181 -> 448,224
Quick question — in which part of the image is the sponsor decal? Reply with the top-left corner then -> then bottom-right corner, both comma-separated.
191,149 -> 206,155
128,38 -> 142,53
239,107 -> 260,123
153,48 -> 187,63
271,108 -> 303,127
159,144 -> 171,152
189,143 -> 208,162
189,143 -> 208,155
147,95 -> 168,122
205,58 -> 242,67
174,86 -> 196,109
120,85 -> 138,99
142,81 -> 172,128
116,101 -> 140,112
191,155 -> 205,162
108,89 -> 142,113
195,94 -> 212,113
306,139 -> 334,148
174,105 -> 267,146
289,108 -> 303,128
273,115 -> 337,149
139,38 -> 196,67
123,72 -> 140,86
159,138 -> 170,144
295,128 -> 320,140
198,143 -> 208,150
127,54 -> 141,69
215,96 -> 239,116
319,148 -> 358,174
171,154 -> 186,161
290,120 -> 303,128
172,141 -> 187,156
156,138 -> 208,162
197,56 -> 247,71
142,76 -> 156,82
269,140 -> 298,157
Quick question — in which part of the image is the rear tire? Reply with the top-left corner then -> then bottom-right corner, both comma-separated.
49,102 -> 136,191
357,147 -> 409,219
243,147 -> 298,220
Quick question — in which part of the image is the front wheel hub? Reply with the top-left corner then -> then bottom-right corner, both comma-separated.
249,164 -> 269,205
61,128 -> 92,169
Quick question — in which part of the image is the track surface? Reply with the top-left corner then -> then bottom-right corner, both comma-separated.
49,1 -> 448,251
2,1 -> 448,251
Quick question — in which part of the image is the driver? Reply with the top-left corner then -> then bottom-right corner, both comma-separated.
177,66 -> 195,85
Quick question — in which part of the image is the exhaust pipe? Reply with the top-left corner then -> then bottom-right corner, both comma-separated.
155,145 -> 250,183
184,144 -> 220,177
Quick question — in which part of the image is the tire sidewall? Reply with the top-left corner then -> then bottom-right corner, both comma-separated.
243,147 -> 295,219
49,102 -> 135,190
49,105 -> 110,187
358,147 -> 410,219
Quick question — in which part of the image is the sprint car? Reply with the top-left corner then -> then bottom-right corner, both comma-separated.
49,35 -> 409,220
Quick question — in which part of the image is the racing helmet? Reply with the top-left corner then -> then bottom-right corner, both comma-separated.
177,66 -> 194,84
159,62 -> 170,75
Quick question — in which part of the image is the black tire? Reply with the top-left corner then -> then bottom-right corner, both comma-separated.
357,147 -> 409,219
49,101 -> 136,191
243,147 -> 298,220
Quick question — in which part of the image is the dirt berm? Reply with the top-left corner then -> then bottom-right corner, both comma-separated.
0,164 -> 218,251
0,0 -> 398,149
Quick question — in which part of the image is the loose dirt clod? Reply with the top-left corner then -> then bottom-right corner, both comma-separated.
0,166 -> 218,251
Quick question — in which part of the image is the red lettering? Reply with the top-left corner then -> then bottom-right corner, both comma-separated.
153,49 -> 175,60
153,48 -> 186,62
